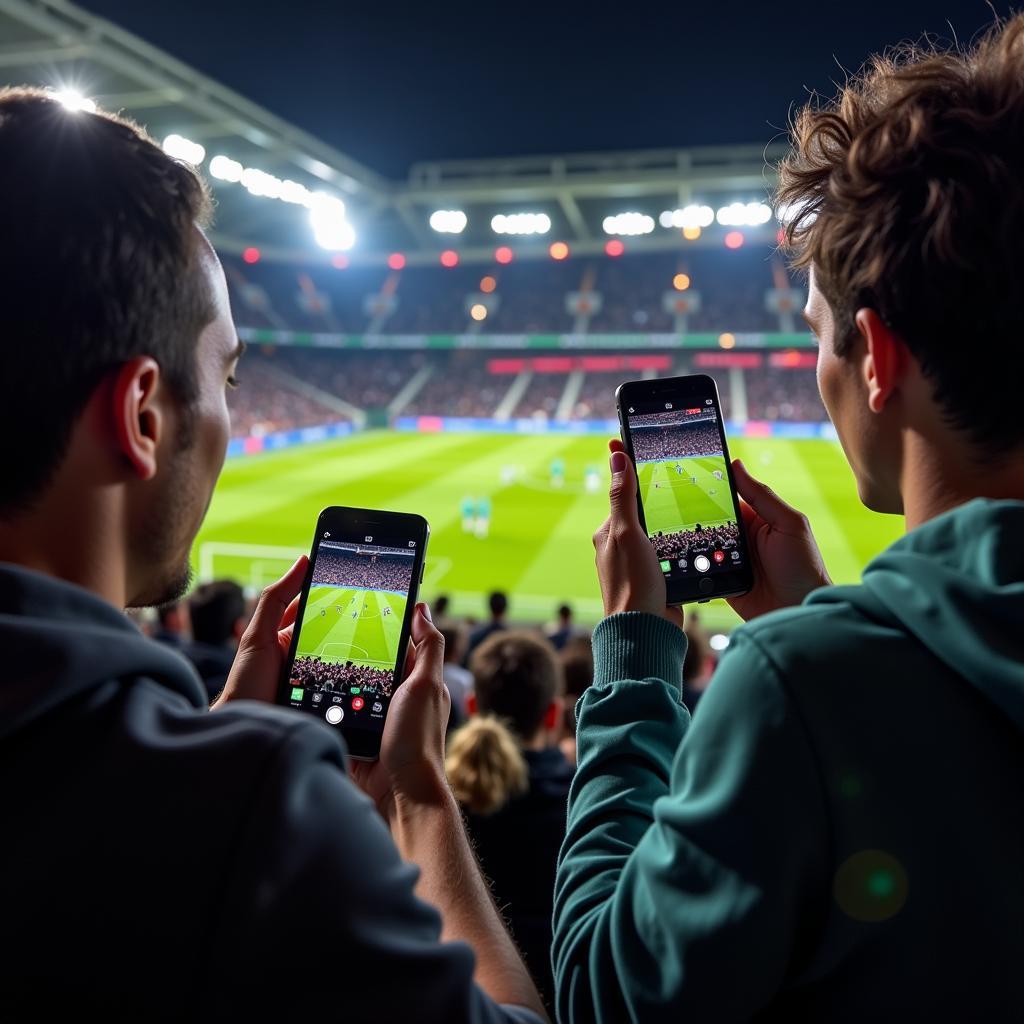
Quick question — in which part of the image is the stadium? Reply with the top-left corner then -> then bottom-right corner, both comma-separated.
0,2 -> 902,635
4,0 -> 1023,1016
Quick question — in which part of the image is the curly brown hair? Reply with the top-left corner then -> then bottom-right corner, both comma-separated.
777,15 -> 1024,455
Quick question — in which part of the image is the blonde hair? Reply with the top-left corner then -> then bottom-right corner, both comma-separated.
445,716 -> 528,816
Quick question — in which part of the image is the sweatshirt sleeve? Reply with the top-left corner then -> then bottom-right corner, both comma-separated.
553,618 -> 830,1023
209,715 -> 543,1024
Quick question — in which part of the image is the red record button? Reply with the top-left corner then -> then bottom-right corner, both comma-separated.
351,697 -> 365,711
713,550 -> 726,564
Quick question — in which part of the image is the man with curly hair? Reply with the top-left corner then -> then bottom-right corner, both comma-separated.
554,16 -> 1024,1021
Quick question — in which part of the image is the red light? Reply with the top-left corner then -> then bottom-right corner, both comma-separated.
724,231 -> 744,250
549,241 -> 570,261
242,246 -> 260,264
440,249 -> 459,268
331,254 -> 349,270
495,246 -> 514,265
776,227 -> 787,245
387,253 -> 406,270
605,239 -> 625,257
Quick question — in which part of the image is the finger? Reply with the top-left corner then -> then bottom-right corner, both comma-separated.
245,556 -> 308,645
732,460 -> 805,530
736,496 -> 760,532
607,449 -> 642,530
280,595 -> 301,631
608,437 -> 625,455
409,603 -> 445,682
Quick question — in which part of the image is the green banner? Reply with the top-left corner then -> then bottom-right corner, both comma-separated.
237,329 -> 815,350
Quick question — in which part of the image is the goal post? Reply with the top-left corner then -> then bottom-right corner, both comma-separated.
197,541 -> 307,592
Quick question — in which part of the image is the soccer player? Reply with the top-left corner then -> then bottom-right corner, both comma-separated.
557,18 -> 1024,1020
550,457 -> 565,489
675,463 -> 683,476
460,495 -> 476,534
476,496 -> 492,539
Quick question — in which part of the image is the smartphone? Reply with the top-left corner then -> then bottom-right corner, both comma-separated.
616,374 -> 753,606
278,506 -> 429,760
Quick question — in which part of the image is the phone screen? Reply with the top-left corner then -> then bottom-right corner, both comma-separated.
621,377 -> 751,600
281,512 -> 426,754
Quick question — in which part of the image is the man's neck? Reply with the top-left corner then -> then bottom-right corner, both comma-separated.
0,487 -> 127,608
901,433 -> 1024,532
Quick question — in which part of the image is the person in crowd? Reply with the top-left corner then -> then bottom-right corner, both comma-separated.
439,619 -> 473,724
183,579 -> 247,701
434,593 -> 451,618
545,603 -> 574,651
681,612 -> 713,715
557,635 -> 593,767
152,600 -> 190,648
446,632 -> 573,1011
464,590 -> 509,664
554,19 -> 1024,1020
0,89 -> 544,1022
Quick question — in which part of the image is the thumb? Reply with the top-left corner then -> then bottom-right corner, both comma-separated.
607,445 -> 641,529
732,460 -> 805,531
245,556 -> 308,646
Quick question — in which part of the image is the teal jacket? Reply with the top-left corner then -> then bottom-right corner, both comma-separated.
553,499 -> 1024,1021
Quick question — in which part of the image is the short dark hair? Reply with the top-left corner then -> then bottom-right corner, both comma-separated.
777,16 -> 1024,455
189,581 -> 245,646
470,631 -> 563,740
0,88 -> 214,517
488,591 -> 508,617
557,603 -> 572,620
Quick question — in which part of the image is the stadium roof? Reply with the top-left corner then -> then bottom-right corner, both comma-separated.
0,0 -> 788,266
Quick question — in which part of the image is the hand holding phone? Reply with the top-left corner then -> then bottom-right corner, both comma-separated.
278,506 -> 430,761
593,439 -> 684,625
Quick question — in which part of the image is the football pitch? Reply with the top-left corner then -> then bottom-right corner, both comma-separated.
295,585 -> 407,668
637,455 -> 735,537
193,430 -> 904,632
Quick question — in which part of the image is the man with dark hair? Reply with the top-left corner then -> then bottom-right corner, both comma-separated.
184,580 -> 247,700
465,590 -> 509,664
153,602 -> 190,648
0,89 -> 544,1022
545,603 -> 574,651
554,18 -> 1024,1020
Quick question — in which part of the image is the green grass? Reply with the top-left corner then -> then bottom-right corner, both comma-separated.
295,585 -> 407,668
637,455 -> 734,536
193,430 -> 904,632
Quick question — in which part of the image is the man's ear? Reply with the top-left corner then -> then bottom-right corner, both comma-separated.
466,693 -> 478,717
854,309 -> 910,415
112,357 -> 164,480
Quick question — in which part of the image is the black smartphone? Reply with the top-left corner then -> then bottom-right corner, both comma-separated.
616,374 -> 753,606
278,506 -> 429,760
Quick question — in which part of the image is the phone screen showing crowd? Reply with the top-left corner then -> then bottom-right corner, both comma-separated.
287,537 -> 416,734
627,400 -> 746,581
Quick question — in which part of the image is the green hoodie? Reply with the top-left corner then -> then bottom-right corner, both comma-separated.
553,498 -> 1024,1022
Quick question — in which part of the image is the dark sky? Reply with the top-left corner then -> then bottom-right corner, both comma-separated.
82,0 -> 1014,179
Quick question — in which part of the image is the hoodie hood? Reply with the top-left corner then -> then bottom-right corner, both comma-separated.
0,563 -> 207,742
807,498 -> 1024,730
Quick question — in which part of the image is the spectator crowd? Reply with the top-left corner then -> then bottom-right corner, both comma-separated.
631,419 -> 721,462
312,544 -> 414,593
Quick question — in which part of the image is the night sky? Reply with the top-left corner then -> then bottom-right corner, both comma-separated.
81,0 -> 1015,178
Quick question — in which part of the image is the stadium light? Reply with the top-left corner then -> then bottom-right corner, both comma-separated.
775,200 -> 814,227
331,254 -> 349,269
430,210 -> 468,233
51,88 -> 96,113
310,193 -> 356,251
659,205 -> 714,230
440,249 -> 459,267
470,303 -> 488,321
719,332 -> 737,348
683,225 -> 702,241
242,247 -> 260,265
209,155 -> 244,182
549,241 -> 570,260
492,212 -> 551,235
387,253 -> 406,271
724,231 -> 745,250
602,212 -> 655,236
480,275 -> 497,292
494,246 -> 514,265
673,273 -> 691,291
605,239 -> 625,257
716,201 -> 772,227
162,134 -> 206,166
